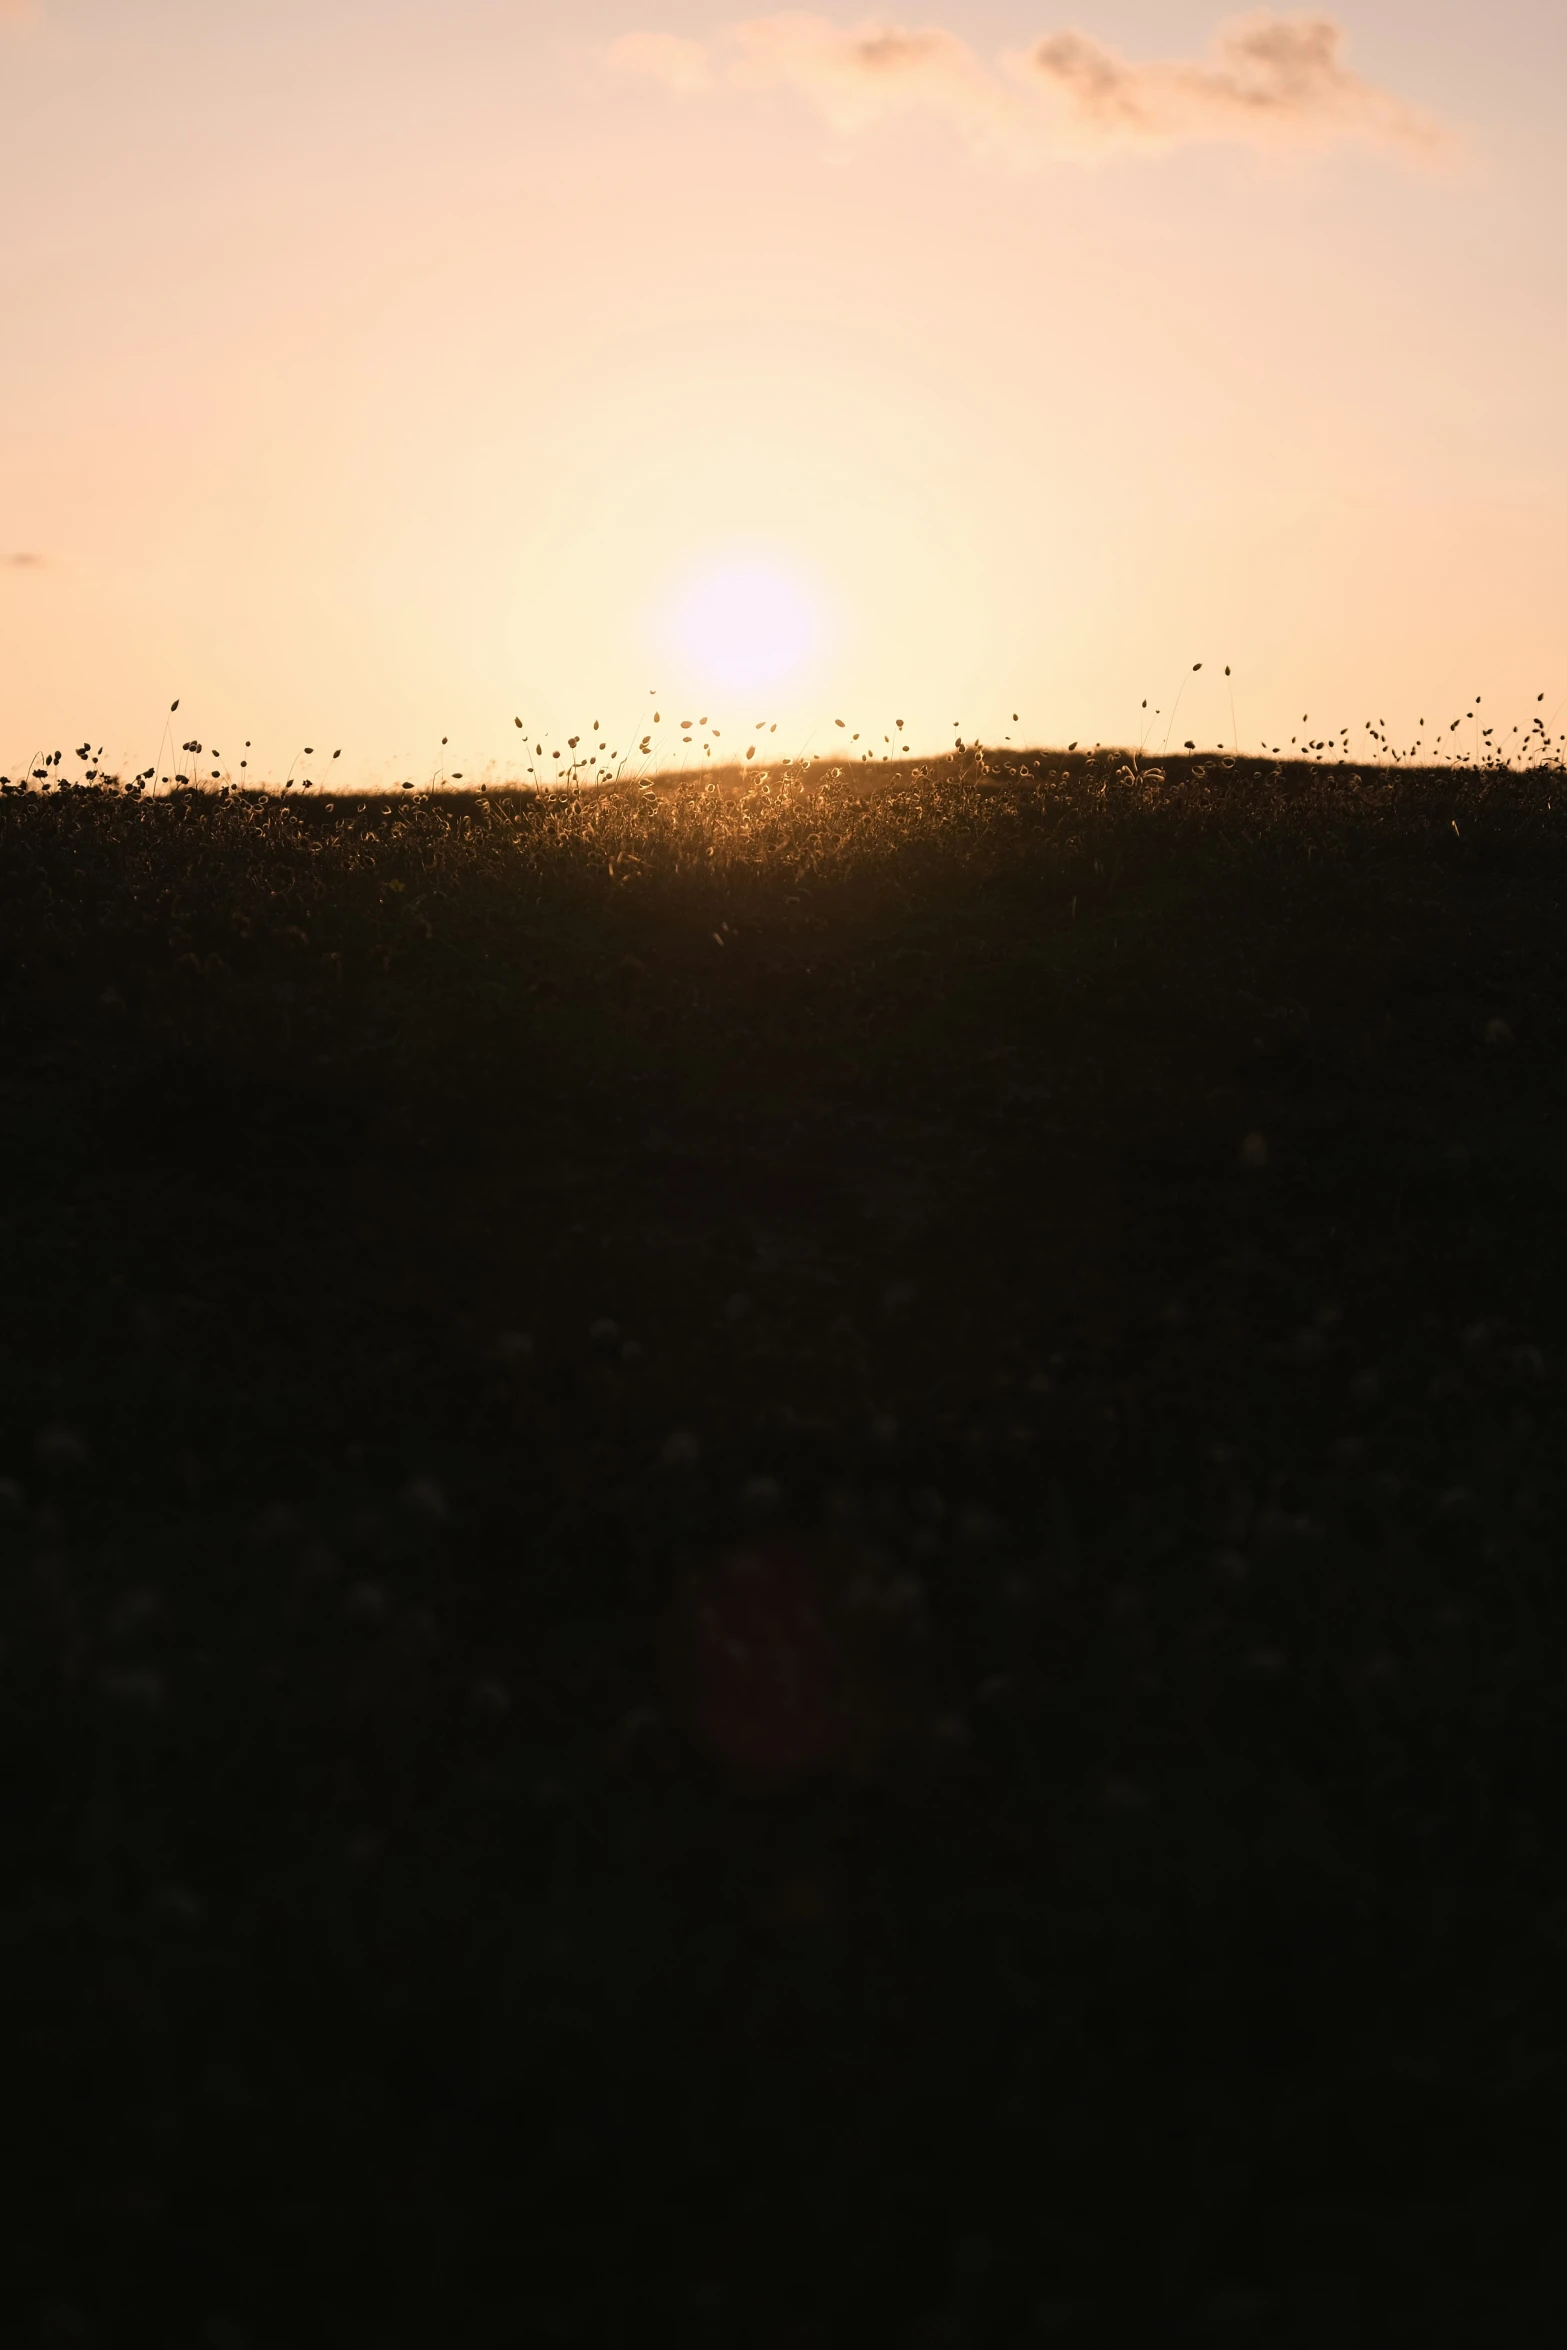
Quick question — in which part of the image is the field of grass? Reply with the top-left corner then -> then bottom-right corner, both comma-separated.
4,748 -> 1567,2343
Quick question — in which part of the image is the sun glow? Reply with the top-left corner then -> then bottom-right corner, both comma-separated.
669,561 -> 822,694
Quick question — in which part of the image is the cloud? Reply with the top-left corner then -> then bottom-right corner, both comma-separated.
1025,13 -> 1447,156
610,13 -> 1016,149
5,552 -> 44,569
723,16 -> 1008,142
606,11 -> 1449,163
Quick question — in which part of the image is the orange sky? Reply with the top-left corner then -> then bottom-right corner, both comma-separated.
3,3 -> 1565,782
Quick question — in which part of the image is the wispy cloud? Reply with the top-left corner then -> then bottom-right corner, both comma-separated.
1026,13 -> 1446,156
5,552 -> 44,569
606,11 -> 1450,164
724,16 -> 1009,142
609,11 -> 1014,149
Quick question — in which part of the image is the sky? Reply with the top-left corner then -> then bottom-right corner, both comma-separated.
3,1 -> 1565,784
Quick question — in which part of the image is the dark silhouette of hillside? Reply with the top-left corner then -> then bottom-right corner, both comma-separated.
3,752 -> 1565,2343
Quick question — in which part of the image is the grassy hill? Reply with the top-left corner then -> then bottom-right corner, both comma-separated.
4,751 -> 1566,2342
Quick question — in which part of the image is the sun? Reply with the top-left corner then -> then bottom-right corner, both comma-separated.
669,560 -> 821,693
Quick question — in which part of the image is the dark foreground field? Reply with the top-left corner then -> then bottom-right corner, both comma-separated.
4,752 -> 1567,2345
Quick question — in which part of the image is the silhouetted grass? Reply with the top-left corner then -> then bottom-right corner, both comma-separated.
3,750 -> 1566,2344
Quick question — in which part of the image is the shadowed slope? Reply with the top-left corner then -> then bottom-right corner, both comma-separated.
2,753 -> 1566,2340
